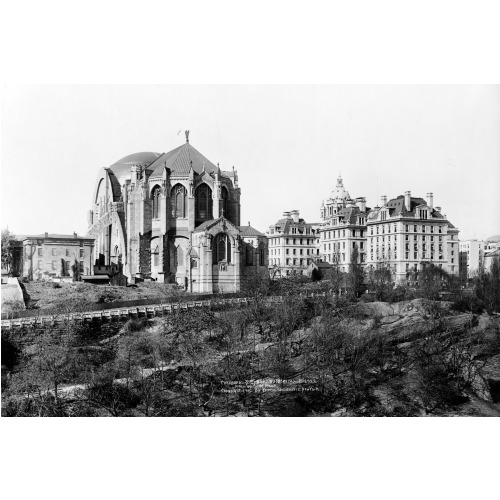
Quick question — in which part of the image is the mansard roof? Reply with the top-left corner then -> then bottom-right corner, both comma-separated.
271,217 -> 315,234
239,225 -> 265,237
337,206 -> 363,224
381,195 -> 446,219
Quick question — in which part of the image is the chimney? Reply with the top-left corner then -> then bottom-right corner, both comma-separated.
291,210 -> 300,223
435,206 -> 442,213
44,232 -> 48,238
356,197 -> 366,212
248,221 -> 251,226
404,191 -> 411,212
426,192 -> 434,208
283,211 -> 291,219
74,232 -> 77,238
381,195 -> 387,206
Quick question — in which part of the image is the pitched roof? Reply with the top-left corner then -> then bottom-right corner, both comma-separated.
148,142 -> 224,178
193,217 -> 240,234
239,225 -> 265,237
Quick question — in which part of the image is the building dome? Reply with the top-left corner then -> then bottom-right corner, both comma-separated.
330,175 -> 351,201
486,234 -> 500,243
107,152 -> 161,187
111,152 -> 161,167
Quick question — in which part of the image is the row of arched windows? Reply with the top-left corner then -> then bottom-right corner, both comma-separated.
151,183 -> 230,221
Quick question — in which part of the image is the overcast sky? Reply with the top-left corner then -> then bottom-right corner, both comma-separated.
2,85 -> 499,240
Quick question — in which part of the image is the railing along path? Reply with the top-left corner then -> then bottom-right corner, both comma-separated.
1,293 -> 329,330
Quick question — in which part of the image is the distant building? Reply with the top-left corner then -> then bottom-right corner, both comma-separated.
484,249 -> 500,272
458,239 -> 485,280
484,234 -> 500,252
319,175 -> 369,272
15,233 -> 95,281
238,223 -> 269,284
366,191 -> 459,281
306,260 -> 333,279
267,210 -> 321,277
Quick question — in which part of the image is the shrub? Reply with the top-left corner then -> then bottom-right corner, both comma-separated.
451,296 -> 485,314
122,318 -> 148,333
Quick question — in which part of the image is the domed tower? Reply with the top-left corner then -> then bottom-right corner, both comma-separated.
322,174 -> 353,220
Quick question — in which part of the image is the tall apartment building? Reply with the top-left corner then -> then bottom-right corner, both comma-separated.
319,176 -> 369,272
459,239 -> 485,280
366,191 -> 459,281
267,210 -> 321,277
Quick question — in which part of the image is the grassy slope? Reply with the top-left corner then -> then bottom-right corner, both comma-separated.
22,281 -> 179,311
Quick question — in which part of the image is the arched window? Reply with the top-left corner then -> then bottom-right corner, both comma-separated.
220,186 -> 229,217
259,247 -> 265,266
152,245 -> 159,267
246,244 -> 254,265
212,233 -> 231,264
152,185 -> 161,219
171,184 -> 187,218
195,184 -> 213,221
173,245 -> 184,268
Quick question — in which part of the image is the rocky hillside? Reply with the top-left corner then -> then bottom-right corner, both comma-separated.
2,296 -> 500,417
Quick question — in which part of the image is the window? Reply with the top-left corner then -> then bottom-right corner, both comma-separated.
52,248 -> 57,256
79,261 -> 84,273
38,260 -> 43,269
171,184 -> 187,218
38,248 -> 43,256
66,249 -> 70,257
259,248 -> 265,266
152,245 -> 160,266
195,184 -> 213,221
221,186 -> 229,217
80,248 -> 84,258
414,225 -> 417,232
246,244 -> 254,265
212,233 -> 231,264
52,261 -> 57,270
152,185 -> 161,219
